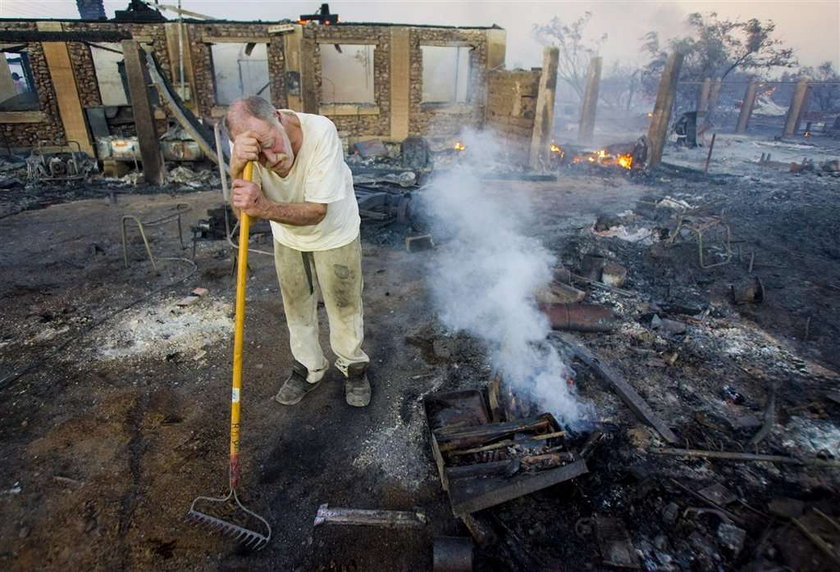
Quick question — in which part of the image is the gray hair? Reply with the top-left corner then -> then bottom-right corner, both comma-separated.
224,96 -> 278,134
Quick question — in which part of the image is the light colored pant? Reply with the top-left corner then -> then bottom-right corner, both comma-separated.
273,236 -> 369,379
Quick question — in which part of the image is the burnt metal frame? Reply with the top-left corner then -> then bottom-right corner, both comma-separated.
669,211 -> 733,269
121,204 -> 190,271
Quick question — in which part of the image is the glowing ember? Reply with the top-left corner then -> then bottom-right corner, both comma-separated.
617,154 -> 633,169
453,141 -> 466,152
569,150 -> 634,170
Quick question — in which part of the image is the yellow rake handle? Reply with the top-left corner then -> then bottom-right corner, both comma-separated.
229,161 -> 253,488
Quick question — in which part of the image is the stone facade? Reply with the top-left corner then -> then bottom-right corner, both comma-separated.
409,28 -> 489,137
0,19 -> 550,155
188,22 -> 285,117
485,69 -> 540,141
66,42 -> 102,109
0,23 -> 65,149
484,69 -> 541,165
304,25 -> 391,137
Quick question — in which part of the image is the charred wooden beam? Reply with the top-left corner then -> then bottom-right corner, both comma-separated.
122,40 -> 164,185
529,46 -> 559,169
783,77 -> 811,137
653,448 -> 840,468
736,79 -> 760,134
551,333 -> 679,444
435,415 -> 554,452
646,51 -> 684,168
578,56 -> 602,145
446,460 -> 512,480
449,459 -> 588,515
0,30 -> 131,43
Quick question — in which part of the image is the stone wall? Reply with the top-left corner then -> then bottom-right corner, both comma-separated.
0,19 -> 506,151
187,22 -> 285,118
66,42 -> 101,108
0,20 -> 172,150
304,25 -> 391,138
485,69 -> 540,147
0,21 -> 65,149
409,28 -> 488,138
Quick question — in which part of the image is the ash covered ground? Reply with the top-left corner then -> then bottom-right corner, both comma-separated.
1,129 -> 839,571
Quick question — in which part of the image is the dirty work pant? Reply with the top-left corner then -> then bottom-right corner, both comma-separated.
273,236 -> 369,379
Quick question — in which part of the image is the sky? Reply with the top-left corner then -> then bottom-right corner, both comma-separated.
1,0 -> 838,71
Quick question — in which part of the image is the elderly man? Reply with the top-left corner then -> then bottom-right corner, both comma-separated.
225,96 -> 370,407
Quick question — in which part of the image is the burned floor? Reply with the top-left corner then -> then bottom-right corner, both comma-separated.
1,130 -> 840,572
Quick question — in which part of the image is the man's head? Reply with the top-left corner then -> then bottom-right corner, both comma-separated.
225,96 -> 295,175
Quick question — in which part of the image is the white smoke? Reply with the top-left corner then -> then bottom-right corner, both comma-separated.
420,131 -> 593,429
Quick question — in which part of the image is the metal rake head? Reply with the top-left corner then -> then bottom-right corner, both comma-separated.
187,492 -> 271,550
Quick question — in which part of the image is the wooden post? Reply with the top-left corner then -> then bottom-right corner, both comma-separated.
704,132 -> 716,174
709,77 -> 723,112
783,77 -> 810,137
529,46 -> 559,170
577,56 -> 602,145
283,25 -> 304,111
389,28 -> 410,141
646,51 -> 684,169
300,36 -> 318,114
696,77 -> 711,122
121,40 -> 164,185
736,79 -> 759,133
40,41 -> 95,156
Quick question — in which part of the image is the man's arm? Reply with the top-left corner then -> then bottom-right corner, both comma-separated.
230,178 -> 327,226
254,199 -> 327,226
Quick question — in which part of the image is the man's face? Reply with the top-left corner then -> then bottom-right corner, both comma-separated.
236,112 -> 295,175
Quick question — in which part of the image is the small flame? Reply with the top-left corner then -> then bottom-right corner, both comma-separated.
617,154 -> 633,169
569,150 -> 634,169
453,141 -> 466,152
549,142 -> 564,157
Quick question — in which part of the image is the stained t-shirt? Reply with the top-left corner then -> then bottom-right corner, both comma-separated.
252,112 -> 360,251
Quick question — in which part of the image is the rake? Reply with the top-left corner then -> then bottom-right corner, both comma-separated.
187,162 -> 271,549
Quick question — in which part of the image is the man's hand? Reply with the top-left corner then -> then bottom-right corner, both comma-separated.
231,179 -> 269,219
231,130 -> 261,178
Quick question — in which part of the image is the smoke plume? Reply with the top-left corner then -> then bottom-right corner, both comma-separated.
420,131 -> 592,428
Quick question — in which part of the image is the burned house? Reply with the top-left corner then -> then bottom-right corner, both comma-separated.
0,6 -> 556,171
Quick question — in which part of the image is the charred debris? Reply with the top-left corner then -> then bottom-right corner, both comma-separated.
1,5 -> 840,572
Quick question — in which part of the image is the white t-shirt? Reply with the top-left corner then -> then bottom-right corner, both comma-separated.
253,112 -> 360,251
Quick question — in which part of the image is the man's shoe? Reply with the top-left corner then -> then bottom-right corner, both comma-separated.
275,361 -> 322,405
345,363 -> 371,407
